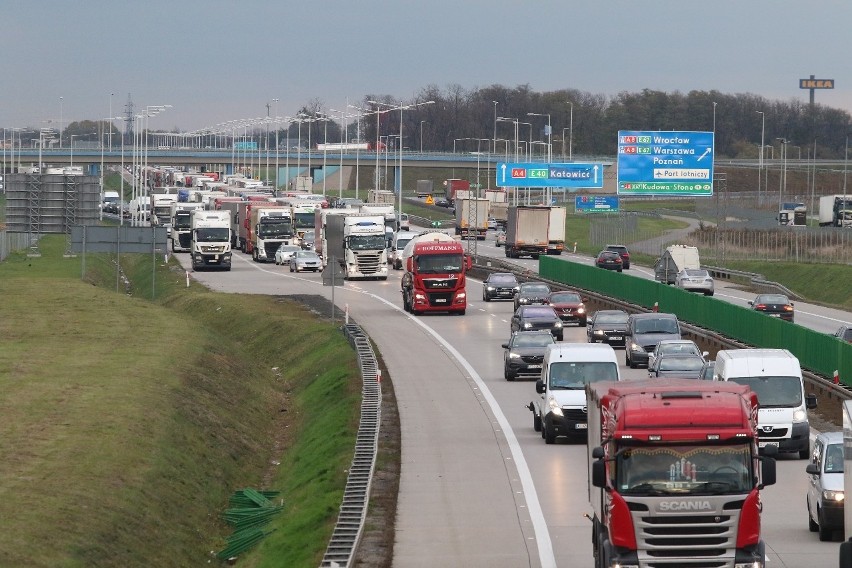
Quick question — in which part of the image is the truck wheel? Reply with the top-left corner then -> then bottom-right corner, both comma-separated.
533,412 -> 541,432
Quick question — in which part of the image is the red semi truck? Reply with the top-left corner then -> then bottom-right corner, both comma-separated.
444,179 -> 471,205
587,379 -> 776,568
400,232 -> 471,315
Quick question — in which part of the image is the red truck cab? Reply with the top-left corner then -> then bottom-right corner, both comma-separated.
401,237 -> 471,315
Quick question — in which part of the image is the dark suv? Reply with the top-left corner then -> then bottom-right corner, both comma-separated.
605,244 -> 630,269
625,312 -> 682,368
482,272 -> 520,302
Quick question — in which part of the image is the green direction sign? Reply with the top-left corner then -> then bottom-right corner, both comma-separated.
617,181 -> 713,195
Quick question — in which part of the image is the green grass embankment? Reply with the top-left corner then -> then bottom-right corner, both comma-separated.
0,236 -> 360,567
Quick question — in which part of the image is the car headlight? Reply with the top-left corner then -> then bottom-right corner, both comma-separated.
577,305 -> 586,314
486,286 -> 495,291
513,287 -> 520,292
554,321 -> 563,328
519,297 -> 529,304
792,409 -> 807,423
523,322 -> 533,329
594,329 -> 605,335
508,352 -> 521,359
630,342 -> 642,352
547,396 -> 563,416
823,490 -> 845,502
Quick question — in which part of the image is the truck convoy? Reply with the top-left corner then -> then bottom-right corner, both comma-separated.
170,202 -> 206,252
248,206 -> 297,263
547,206 -> 566,255
454,197 -> 490,240
190,210 -> 232,271
400,231 -> 470,315
819,194 -> 852,227
654,244 -> 700,284
587,379 -> 776,568
323,213 -> 388,280
504,206 -> 550,259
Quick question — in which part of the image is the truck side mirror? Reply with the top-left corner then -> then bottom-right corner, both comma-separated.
806,394 -> 817,409
406,258 -> 413,272
760,457 -> 776,487
592,459 -> 607,488
465,255 -> 472,270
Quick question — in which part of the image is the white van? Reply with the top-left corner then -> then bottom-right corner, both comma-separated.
529,343 -> 621,444
714,348 -> 816,458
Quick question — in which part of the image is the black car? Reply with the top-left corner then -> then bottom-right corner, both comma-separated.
434,198 -> 450,207
698,360 -> 715,380
625,312 -> 682,368
595,250 -> 623,272
513,282 -> 552,311
648,353 -> 707,379
482,272 -> 520,302
835,324 -> 852,343
510,305 -> 563,340
605,244 -> 631,269
587,310 -> 629,347
501,331 -> 555,381
749,293 -> 794,322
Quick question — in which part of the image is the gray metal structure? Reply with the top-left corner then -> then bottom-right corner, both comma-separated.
4,173 -> 100,255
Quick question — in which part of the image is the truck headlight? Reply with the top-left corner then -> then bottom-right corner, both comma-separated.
792,409 -> 807,423
523,322 -> 533,329
547,396 -> 563,416
823,490 -> 844,502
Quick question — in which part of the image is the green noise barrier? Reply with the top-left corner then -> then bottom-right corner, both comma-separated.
540,256 -> 852,385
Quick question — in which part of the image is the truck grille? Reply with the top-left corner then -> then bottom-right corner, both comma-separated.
264,243 -> 279,258
200,245 -> 226,253
354,252 -> 382,275
629,498 -> 741,568
424,278 -> 459,290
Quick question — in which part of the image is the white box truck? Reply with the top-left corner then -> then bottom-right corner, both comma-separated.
454,198 -> 489,240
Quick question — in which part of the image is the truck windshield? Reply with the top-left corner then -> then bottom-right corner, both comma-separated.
549,362 -> 618,389
173,213 -> 192,229
416,253 -> 463,273
293,213 -> 315,228
348,235 -> 387,250
726,376 -> 802,408
195,228 -> 229,242
259,221 -> 293,237
616,443 -> 753,495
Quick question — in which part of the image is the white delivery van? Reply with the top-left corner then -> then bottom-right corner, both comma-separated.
529,343 -> 621,444
714,348 -> 816,458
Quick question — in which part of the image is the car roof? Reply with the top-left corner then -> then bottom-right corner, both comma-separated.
631,312 -> 678,320
817,431 -> 843,444
605,244 -> 627,249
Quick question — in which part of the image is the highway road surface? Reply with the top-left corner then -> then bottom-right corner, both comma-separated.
174,233 -> 849,567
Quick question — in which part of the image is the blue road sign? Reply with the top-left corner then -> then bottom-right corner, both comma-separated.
497,162 -> 604,189
575,195 -> 619,213
617,131 -> 714,196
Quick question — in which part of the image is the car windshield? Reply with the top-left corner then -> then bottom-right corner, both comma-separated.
607,246 -> 627,253
825,443 -> 844,473
659,356 -> 705,371
277,246 -> 299,254
296,252 -> 318,260
522,307 -> 557,318
727,376 -> 802,408
490,274 -> 517,285
522,284 -> 550,295
416,253 -> 464,273
596,313 -> 628,324
550,293 -> 581,303
512,334 -> 555,348
615,443 -> 753,495
395,238 -> 413,250
549,362 -> 618,389
660,343 -> 700,356
634,318 -> 679,334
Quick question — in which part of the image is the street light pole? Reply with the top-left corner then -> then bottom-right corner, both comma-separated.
273,98 -> 279,189
420,120 -> 427,153
776,137 -> 789,207
566,101 -> 574,160
492,101 -> 498,188
59,96 -> 64,147
757,111 -> 765,204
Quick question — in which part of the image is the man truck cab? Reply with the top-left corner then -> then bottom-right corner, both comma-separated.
529,343 -> 620,444
715,348 -> 816,458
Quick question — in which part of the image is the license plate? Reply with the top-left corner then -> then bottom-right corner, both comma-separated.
609,336 -> 623,341
527,364 -> 542,369
434,298 -> 447,303
758,441 -> 779,448
575,423 -> 588,429
770,314 -> 781,318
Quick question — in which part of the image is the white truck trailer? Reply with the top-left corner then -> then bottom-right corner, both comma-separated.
454,198 -> 490,240
654,244 -> 700,284
547,206 -> 566,254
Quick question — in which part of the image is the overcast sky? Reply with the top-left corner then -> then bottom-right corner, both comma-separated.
2,0 -> 849,133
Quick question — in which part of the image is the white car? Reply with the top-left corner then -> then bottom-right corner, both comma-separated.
675,268 -> 715,296
274,244 -> 301,265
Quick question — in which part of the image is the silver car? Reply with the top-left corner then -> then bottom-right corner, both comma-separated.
807,431 -> 844,541
289,250 -> 322,272
675,268 -> 715,296
274,244 -> 301,266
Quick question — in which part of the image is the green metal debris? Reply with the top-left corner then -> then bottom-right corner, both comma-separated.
216,488 -> 283,560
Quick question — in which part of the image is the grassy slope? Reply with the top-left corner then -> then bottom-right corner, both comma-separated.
0,236 -> 359,567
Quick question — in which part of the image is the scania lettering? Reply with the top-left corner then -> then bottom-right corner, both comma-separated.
588,379 -> 776,568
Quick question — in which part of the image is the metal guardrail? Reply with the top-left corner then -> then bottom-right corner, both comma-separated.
703,264 -> 804,300
320,324 -> 382,568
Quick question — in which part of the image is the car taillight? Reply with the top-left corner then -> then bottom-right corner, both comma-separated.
783,305 -> 794,311
755,304 -> 766,310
